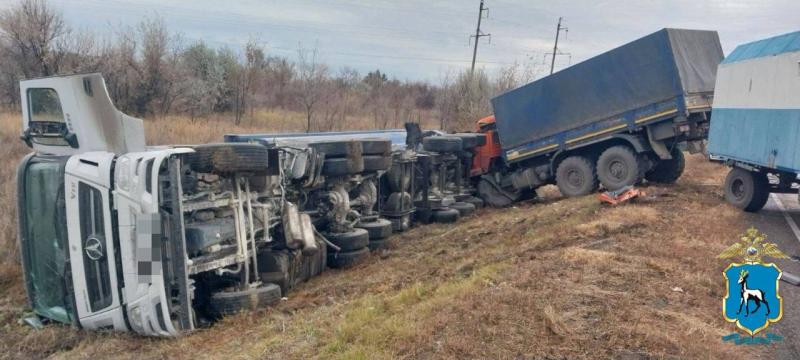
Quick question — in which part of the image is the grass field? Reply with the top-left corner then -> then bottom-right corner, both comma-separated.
0,110 -> 769,359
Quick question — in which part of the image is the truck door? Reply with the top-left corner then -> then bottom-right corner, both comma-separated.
64,152 -> 127,331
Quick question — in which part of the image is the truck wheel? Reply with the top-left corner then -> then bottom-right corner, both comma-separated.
450,201 -> 476,216
464,196 -> 485,209
362,155 -> 393,172
724,168 -> 769,212
357,218 -> 393,240
322,157 -> 365,177
186,143 -> 270,174
327,247 -> 370,269
431,208 -> 460,223
309,140 -> 362,157
597,146 -> 642,191
452,133 -> 481,149
367,238 -> 388,251
423,136 -> 462,153
360,139 -> 391,155
478,178 -> 520,207
556,156 -> 598,197
645,148 -> 685,184
208,283 -> 282,317
326,228 -> 370,252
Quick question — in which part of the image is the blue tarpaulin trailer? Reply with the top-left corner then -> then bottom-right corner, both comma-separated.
708,30 -> 800,212
492,28 -> 723,164
473,29 -> 723,203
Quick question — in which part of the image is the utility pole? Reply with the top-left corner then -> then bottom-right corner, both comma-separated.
470,0 -> 491,74
549,17 -> 568,75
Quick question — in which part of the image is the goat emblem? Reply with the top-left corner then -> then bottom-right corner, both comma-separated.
719,227 -> 785,336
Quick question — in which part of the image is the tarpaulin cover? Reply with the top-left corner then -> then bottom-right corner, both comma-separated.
722,30 -> 800,65
491,28 -> 723,153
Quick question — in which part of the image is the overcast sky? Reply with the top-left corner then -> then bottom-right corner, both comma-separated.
2,0 -> 798,82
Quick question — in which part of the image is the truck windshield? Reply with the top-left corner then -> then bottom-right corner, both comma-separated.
19,157 -> 73,324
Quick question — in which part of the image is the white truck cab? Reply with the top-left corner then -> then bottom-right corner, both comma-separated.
17,73 -> 320,336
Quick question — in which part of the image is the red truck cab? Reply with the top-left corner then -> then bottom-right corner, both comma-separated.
471,115 -> 502,176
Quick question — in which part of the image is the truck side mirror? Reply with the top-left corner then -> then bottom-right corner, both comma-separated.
65,133 -> 80,148
20,129 -> 32,148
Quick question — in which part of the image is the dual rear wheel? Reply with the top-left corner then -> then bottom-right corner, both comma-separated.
555,145 -> 685,197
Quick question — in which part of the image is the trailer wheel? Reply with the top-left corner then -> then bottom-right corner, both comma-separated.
422,136 -> 462,153
724,168 -> 769,212
322,157 -> 365,177
431,208 -> 460,223
452,133 -> 482,149
362,155 -> 393,172
368,238 -> 388,251
357,218 -> 393,240
450,201 -> 476,216
207,283 -> 282,317
186,143 -> 270,174
597,145 -> 642,191
326,228 -> 370,252
463,196 -> 485,209
556,156 -> 598,197
327,247 -> 370,269
478,178 -> 520,207
360,139 -> 391,155
645,148 -> 685,184
309,140 -> 362,158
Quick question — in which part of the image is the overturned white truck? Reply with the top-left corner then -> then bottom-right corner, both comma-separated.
16,73 -> 324,336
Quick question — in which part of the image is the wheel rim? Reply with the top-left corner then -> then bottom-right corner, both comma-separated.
609,159 -> 628,181
567,168 -> 584,189
731,178 -> 746,200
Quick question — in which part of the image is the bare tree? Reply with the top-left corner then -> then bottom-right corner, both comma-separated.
296,46 -> 328,132
0,0 -> 67,78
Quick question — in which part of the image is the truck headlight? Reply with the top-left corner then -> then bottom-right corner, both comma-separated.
128,305 -> 144,333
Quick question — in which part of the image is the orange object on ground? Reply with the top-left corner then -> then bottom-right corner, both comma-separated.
471,115 -> 503,177
598,186 -> 644,205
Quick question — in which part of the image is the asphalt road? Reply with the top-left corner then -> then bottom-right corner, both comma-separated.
742,193 -> 800,358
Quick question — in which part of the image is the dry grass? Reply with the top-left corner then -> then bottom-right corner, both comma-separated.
0,109 -> 769,359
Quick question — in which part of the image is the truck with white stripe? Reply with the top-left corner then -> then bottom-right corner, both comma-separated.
708,31 -> 800,212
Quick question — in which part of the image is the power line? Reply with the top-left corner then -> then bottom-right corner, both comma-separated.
470,0 -> 491,74
549,16 -> 569,75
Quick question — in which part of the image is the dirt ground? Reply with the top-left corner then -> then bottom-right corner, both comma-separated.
0,111 -> 772,359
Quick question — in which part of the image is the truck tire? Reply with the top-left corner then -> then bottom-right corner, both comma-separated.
597,145 -> 642,191
357,218 -> 393,240
322,157 -> 365,177
326,228 -> 370,252
645,148 -> 685,184
556,156 -> 598,197
423,136 -> 462,153
464,196 -> 485,209
360,139 -> 391,155
362,155 -> 393,172
452,133 -> 481,149
309,140 -> 362,158
208,283 -> 282,316
478,178 -> 520,207
431,208 -> 460,223
186,143 -> 270,174
327,247 -> 370,269
367,238 -> 388,251
450,201 -> 476,216
724,168 -> 769,212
